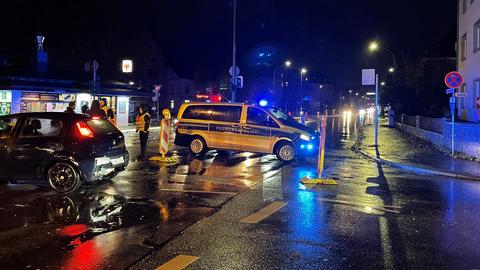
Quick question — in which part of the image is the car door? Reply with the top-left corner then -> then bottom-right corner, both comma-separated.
238,107 -> 279,153
10,116 -> 65,182
0,116 -> 19,180
207,105 -> 243,149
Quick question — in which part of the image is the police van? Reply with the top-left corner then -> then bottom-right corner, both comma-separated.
174,103 -> 318,162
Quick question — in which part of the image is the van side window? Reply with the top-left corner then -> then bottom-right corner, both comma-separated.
183,105 -> 241,123
0,117 -> 18,139
210,106 -> 242,122
247,107 -> 279,128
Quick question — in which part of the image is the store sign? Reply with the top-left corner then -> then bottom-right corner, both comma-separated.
0,102 -> 11,116
122,60 -> 133,73
0,90 -> 12,102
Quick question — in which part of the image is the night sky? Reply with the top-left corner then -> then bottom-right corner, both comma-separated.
2,0 -> 456,89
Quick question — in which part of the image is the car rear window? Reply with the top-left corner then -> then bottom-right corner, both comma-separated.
87,119 -> 118,136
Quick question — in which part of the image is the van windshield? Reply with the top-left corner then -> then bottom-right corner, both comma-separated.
267,108 -> 305,129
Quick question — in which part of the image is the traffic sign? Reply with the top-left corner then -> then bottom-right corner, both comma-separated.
455,92 -> 465,98
229,66 -> 240,76
362,69 -> 376,86
444,71 -> 463,89
446,88 -> 454,94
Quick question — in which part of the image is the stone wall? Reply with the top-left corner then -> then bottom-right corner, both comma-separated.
397,114 -> 480,158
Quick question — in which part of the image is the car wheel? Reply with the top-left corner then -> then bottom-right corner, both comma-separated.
275,142 -> 296,162
189,136 -> 207,156
47,162 -> 82,193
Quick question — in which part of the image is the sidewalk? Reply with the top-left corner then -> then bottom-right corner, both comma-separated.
357,120 -> 480,181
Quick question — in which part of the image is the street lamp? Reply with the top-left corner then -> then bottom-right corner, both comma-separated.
368,40 -> 397,68
300,68 -> 307,110
273,60 -> 293,92
381,81 -> 386,86
388,67 -> 395,73
368,41 -> 379,52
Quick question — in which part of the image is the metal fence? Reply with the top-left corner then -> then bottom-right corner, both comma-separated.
419,116 -> 444,134
403,115 -> 417,127
400,114 -> 444,134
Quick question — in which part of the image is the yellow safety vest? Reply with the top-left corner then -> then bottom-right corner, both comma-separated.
136,112 -> 151,132
101,105 -> 116,125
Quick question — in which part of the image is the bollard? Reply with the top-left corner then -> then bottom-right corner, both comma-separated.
300,115 -> 338,185
149,109 -> 178,163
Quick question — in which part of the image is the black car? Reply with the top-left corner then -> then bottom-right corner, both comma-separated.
0,112 -> 129,193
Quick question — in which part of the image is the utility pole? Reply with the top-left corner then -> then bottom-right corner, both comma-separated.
231,0 -> 237,102
374,74 -> 379,147
92,60 -> 98,98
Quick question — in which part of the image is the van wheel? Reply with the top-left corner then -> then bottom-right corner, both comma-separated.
47,162 -> 82,193
275,142 -> 296,162
189,136 -> 207,156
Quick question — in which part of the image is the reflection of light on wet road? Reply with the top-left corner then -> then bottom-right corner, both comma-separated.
62,240 -> 102,270
379,216 -> 394,270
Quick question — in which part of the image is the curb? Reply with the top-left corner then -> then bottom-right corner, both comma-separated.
356,148 -> 480,182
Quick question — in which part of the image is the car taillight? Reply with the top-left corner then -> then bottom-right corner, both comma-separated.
76,121 -> 94,138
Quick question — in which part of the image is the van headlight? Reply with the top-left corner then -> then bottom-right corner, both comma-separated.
300,134 -> 310,141
95,157 -> 111,166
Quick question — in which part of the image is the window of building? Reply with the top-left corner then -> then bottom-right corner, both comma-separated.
475,19 -> 480,52
474,79 -> 480,108
247,107 -> 279,128
461,33 -> 467,60
463,0 -> 467,14
459,84 -> 466,109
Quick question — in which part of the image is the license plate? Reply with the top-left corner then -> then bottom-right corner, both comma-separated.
111,157 -> 124,165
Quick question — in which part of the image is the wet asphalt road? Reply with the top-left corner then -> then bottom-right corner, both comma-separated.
1,116 -> 480,269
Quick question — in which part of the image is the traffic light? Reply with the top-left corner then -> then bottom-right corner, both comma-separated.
152,85 -> 161,102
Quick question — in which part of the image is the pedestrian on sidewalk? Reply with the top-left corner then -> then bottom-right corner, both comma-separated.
476,97 -> 480,123
135,105 -> 151,160
64,101 -> 76,113
87,100 -> 106,118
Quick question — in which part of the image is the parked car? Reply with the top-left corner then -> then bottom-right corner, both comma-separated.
0,112 -> 129,193
174,102 -> 319,162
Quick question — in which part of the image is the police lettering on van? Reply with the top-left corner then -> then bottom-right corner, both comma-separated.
174,103 -> 318,162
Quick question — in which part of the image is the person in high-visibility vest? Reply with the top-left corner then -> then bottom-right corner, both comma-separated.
100,98 -> 116,125
135,105 -> 151,160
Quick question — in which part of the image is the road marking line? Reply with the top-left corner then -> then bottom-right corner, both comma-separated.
241,202 -> 287,224
159,188 -> 238,195
318,198 -> 401,214
155,255 -> 199,270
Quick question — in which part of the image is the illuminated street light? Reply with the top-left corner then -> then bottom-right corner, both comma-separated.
368,40 -> 397,68
273,59 -> 293,94
368,41 -> 379,52
381,81 -> 386,86
388,67 -> 395,73
300,68 -> 308,109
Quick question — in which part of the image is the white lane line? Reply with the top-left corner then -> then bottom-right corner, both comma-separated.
241,201 -> 287,224
318,198 -> 401,214
158,188 -> 238,196
155,255 -> 199,270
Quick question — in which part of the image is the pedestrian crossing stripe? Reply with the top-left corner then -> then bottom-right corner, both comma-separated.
155,255 -> 199,270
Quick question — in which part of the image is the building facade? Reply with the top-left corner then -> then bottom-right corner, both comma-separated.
458,0 -> 480,121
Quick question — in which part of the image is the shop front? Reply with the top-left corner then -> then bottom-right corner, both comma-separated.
0,90 -> 12,116
17,92 -> 75,113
